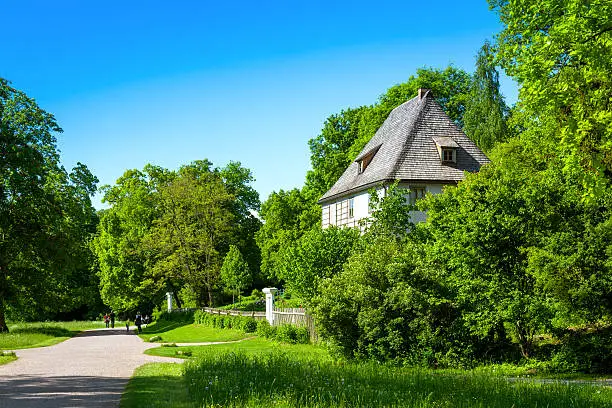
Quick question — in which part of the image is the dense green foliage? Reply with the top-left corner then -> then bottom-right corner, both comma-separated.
93,161 -> 261,311
463,41 -> 510,152
490,0 -> 612,197
0,79 -> 100,330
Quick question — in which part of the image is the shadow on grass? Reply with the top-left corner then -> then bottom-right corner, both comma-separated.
140,321 -> 192,336
122,363 -> 192,408
10,327 -> 75,337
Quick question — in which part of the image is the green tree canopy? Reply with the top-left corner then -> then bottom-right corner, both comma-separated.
490,0 -> 612,197
0,78 -> 99,330
220,244 -> 251,304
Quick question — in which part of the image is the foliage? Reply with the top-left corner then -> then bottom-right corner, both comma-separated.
0,79 -> 100,331
490,0 -> 612,198
93,165 -> 165,313
255,188 -> 318,282
193,310 -> 259,334
94,160 -> 260,311
220,245 -> 252,303
277,226 -> 360,302
463,41 -> 510,152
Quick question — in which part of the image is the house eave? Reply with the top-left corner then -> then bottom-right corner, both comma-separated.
317,178 -> 459,205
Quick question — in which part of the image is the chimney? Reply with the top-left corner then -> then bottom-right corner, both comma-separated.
418,88 -> 431,100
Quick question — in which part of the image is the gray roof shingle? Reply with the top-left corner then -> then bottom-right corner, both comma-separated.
318,91 -> 490,203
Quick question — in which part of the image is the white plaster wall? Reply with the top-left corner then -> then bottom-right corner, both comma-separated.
322,183 -> 450,228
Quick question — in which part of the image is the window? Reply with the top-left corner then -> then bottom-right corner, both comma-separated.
409,187 -> 426,205
442,148 -> 456,163
349,198 -> 354,218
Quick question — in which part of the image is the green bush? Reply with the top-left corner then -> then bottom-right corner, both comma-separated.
276,324 -> 298,344
149,335 -> 163,342
193,310 -> 259,334
296,327 -> 310,344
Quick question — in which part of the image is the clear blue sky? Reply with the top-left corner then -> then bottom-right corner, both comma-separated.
2,0 -> 516,208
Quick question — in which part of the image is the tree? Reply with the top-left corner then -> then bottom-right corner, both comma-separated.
255,188 -> 318,283
490,0 -> 612,197
217,162 -> 262,287
93,166 -> 166,313
277,226 -> 359,302
220,245 -> 251,304
0,78 -> 98,331
143,160 -> 234,306
463,41 -> 510,152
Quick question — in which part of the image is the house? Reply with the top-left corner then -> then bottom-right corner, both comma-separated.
318,88 -> 489,228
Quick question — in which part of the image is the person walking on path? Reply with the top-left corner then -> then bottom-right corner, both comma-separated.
125,319 -> 130,333
135,312 -> 143,333
110,311 -> 115,328
103,313 -> 110,328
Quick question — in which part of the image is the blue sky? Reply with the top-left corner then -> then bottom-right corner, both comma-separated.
2,1 -> 516,208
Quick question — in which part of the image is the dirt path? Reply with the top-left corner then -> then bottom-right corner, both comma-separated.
0,328 -> 182,408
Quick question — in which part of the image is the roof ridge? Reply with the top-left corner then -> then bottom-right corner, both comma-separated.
389,95 -> 430,179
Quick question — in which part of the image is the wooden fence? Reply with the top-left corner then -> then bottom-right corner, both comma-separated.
273,307 -> 317,341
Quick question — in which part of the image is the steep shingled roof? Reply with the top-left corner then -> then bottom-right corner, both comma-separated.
318,91 -> 489,203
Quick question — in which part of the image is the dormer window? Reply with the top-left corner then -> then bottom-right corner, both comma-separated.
356,144 -> 382,174
442,148 -> 456,163
432,136 -> 459,164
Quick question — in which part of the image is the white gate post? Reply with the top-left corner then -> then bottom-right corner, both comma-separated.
166,292 -> 174,312
262,287 -> 277,325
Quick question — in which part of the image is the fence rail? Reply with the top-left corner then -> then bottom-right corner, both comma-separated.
172,305 -> 317,340
273,307 -> 317,341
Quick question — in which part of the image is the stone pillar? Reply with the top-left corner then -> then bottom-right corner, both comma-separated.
166,292 -> 173,313
262,287 -> 277,325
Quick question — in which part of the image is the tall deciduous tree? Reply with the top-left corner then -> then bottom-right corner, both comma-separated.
93,165 -> 167,312
143,161 -> 234,306
463,41 -> 509,152
490,0 -> 612,197
0,78 -> 98,331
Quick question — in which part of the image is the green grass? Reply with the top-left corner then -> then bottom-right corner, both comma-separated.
0,321 -> 107,350
139,321 -> 251,343
130,323 -> 612,408
184,351 -> 612,407
146,337 -> 330,360
0,351 -> 17,365
120,363 -> 193,408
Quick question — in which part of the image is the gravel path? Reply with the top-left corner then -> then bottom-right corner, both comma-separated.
0,328 -> 183,408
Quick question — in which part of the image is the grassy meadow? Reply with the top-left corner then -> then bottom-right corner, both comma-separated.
122,323 -> 612,408
0,321 -> 107,350
138,319 -> 251,343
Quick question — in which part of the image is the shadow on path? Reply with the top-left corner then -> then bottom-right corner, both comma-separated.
0,375 -> 126,408
75,329 -> 134,338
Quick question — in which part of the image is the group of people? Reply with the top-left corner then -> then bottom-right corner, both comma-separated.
102,311 -> 115,328
103,311 -> 150,333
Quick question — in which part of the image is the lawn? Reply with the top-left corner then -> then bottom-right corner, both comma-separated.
0,351 -> 17,366
138,321 -> 251,343
125,326 -> 612,408
0,321 -> 107,350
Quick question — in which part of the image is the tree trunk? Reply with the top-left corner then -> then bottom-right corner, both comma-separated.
173,292 -> 183,309
0,299 -> 8,333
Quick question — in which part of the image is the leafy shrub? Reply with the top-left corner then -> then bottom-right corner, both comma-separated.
149,335 -> 162,342
276,324 -> 298,344
161,343 -> 177,347
242,319 -> 258,333
295,327 -> 310,344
